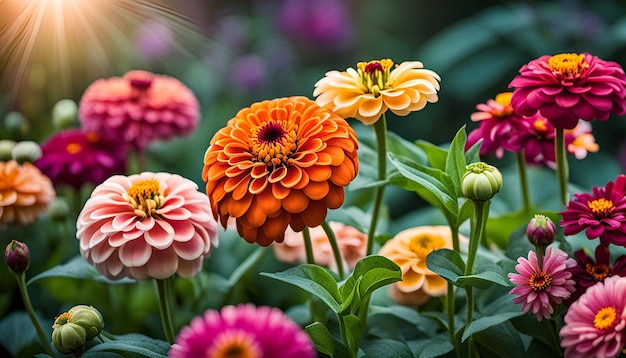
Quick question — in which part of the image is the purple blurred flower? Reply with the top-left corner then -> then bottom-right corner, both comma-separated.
135,19 -> 174,60
231,54 -> 267,92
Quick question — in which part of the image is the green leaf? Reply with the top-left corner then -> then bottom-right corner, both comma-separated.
0,311 -> 46,357
445,126 -> 468,197
387,130 -> 428,164
339,255 -> 401,313
457,198 -> 474,227
261,265 -> 342,313
305,322 -> 334,356
464,139 -> 482,164
82,333 -> 170,357
409,333 -> 455,358
462,310 -> 525,341
473,321 -> 525,358
456,262 -> 513,289
415,139 -> 448,171
342,314 -> 362,357
426,249 -> 465,284
226,247 -> 268,287
485,210 -> 530,248
27,256 -> 135,285
361,338 -> 413,358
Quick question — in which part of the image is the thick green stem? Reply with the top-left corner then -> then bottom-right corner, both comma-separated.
465,200 -> 487,327
366,115 -> 388,256
516,151 -> 532,218
555,129 -> 569,207
321,220 -> 345,280
303,227 -> 314,265
14,272 -> 53,356
156,278 -> 175,344
447,226 -> 460,358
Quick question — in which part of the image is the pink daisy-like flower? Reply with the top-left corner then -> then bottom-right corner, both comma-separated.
508,246 -> 576,321
559,174 -> 626,247
76,172 -> 218,280
560,275 -> 626,358
169,304 -> 315,358
79,70 -> 200,150
509,52 -> 626,129
35,129 -> 127,188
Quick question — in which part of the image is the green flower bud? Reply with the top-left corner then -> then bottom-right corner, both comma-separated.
52,321 -> 86,355
4,240 -> 30,274
0,140 -> 16,161
68,305 -> 104,340
462,162 -> 503,201
48,197 -> 71,223
52,99 -> 78,129
4,111 -> 29,137
11,140 -> 42,164
526,214 -> 556,247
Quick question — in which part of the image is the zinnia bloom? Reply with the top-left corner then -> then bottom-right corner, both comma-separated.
0,160 -> 55,227
508,246 -> 576,321
35,129 -> 127,188
509,52 -> 626,129
378,226 -> 458,306
559,174 -> 626,247
202,96 -> 358,246
560,275 -> 626,358
169,304 -> 315,358
76,172 -> 218,280
273,221 -> 367,271
313,59 -> 440,124
78,70 -> 200,149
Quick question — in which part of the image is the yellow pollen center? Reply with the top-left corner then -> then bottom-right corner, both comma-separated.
585,263 -> 610,281
54,312 -> 71,326
66,143 -> 82,154
206,331 -> 261,358
548,53 -> 588,77
408,234 -> 446,258
587,198 -> 614,216
250,121 -> 298,167
529,271 -> 552,291
357,59 -> 394,97
533,118 -> 548,133
126,179 -> 162,218
492,92 -> 514,117
594,306 -> 617,330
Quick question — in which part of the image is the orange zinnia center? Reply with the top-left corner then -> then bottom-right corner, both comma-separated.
54,312 -> 71,326
206,330 -> 261,358
533,118 -> 549,133
66,143 -> 82,154
594,306 -> 617,330
126,179 -> 162,218
548,53 -> 588,77
251,121 -> 298,166
357,58 -> 394,97
529,271 -> 552,291
587,198 -> 614,217
492,92 -> 514,117
408,234 -> 446,259
585,263 -> 610,281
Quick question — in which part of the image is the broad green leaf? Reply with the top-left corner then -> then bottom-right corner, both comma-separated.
464,139 -> 482,164
409,333 -> 455,358
0,311 -> 46,357
342,314 -> 362,358
473,321 -> 525,358
82,333 -> 169,357
339,255 -> 401,313
226,247 -> 268,287
456,262 -> 513,289
261,265 -> 342,313
415,140 -> 448,171
426,249 -> 465,284
485,210 -> 529,248
445,126 -> 468,197
386,130 -> 428,164
305,322 -> 334,356
361,338 -> 413,358
457,198 -> 474,227
28,256 -> 135,285
462,310 -> 525,341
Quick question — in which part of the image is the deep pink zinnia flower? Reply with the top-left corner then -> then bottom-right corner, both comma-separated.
559,175 -> 626,247
560,276 -> 626,358
78,70 -> 200,150
508,246 -> 576,321
509,52 -> 626,130
35,129 -> 127,188
76,172 -> 218,280
169,304 -> 315,358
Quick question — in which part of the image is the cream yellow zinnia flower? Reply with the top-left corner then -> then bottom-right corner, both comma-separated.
313,59 -> 441,125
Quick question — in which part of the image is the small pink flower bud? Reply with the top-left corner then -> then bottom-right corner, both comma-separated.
526,214 -> 556,247
5,240 -> 30,273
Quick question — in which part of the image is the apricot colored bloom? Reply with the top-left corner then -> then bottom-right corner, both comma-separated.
509,52 -> 626,129
35,129 -> 127,188
169,304 -> 315,358
313,59 -> 440,124
560,174 -> 626,247
378,226 -> 458,306
0,160 -> 55,227
560,276 -> 626,358
564,120 -> 599,159
76,172 -> 218,280
273,221 -> 366,271
508,247 -> 576,321
202,96 -> 358,246
79,70 -> 200,149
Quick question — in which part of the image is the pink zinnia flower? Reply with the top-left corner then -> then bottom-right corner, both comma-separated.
76,172 -> 218,280
78,70 -> 200,150
509,52 -> 626,129
508,246 -> 576,321
560,276 -> 626,358
169,304 -> 315,358
35,129 -> 127,188
559,175 -> 626,247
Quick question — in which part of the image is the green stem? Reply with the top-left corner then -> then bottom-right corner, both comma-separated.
446,283 -> 460,358
465,200 -> 487,327
321,220 -> 345,280
155,278 -> 175,344
303,227 -> 314,265
555,128 -> 569,207
516,151 -> 532,218
14,272 -> 53,356
366,115 -> 388,256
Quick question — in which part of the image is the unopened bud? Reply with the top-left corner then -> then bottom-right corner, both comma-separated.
4,111 -> 28,137
48,197 -> 71,222
462,162 -> 503,201
52,321 -> 86,355
68,305 -> 104,340
52,99 -> 78,129
0,140 -> 16,161
526,214 -> 556,247
5,240 -> 30,274
12,141 -> 42,163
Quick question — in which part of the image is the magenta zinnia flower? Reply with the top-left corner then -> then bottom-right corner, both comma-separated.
76,172 -> 218,280
35,129 -> 127,188
508,246 -> 576,321
560,275 -> 626,358
79,70 -> 200,149
559,174 -> 626,247
169,304 -> 315,358
509,52 -> 626,129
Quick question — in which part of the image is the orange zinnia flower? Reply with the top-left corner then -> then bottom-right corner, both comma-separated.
313,59 -> 441,125
202,96 -> 359,246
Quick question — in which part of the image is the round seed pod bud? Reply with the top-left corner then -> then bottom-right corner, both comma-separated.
526,214 -> 556,247
68,305 -> 104,340
461,162 -> 503,201
11,140 -> 42,163
4,240 -> 30,274
52,321 -> 86,355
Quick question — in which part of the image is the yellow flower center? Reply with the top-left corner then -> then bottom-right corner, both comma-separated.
408,233 -> 446,258
66,143 -> 82,154
206,331 -> 261,358
548,53 -> 588,77
529,271 -> 552,291
587,198 -> 614,217
53,312 -> 71,327
492,92 -> 514,117
357,59 -> 394,97
125,179 -> 162,218
533,118 -> 549,133
585,263 -> 610,281
593,306 -> 617,330
250,121 -> 298,167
